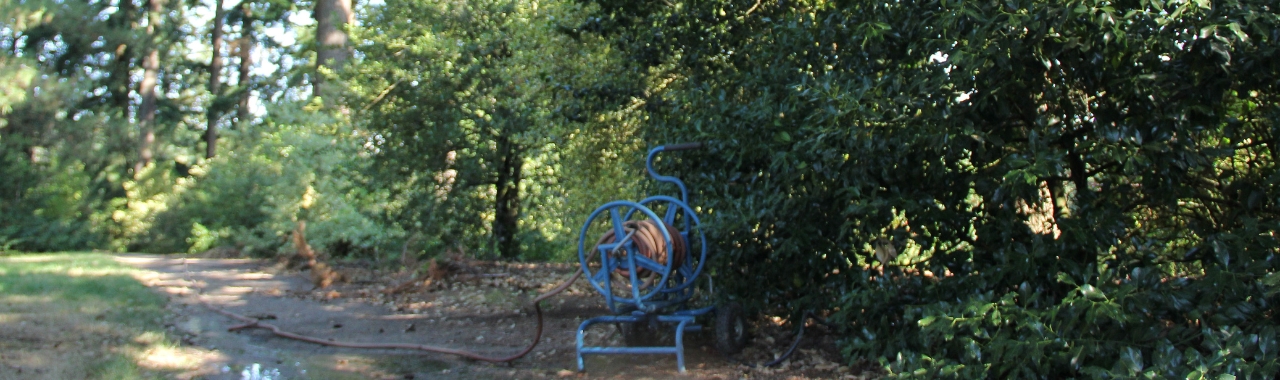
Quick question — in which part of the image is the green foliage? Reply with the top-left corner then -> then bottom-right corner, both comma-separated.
135,101 -> 401,256
590,0 -> 1280,376
0,0 -> 214,253
350,0 -> 647,261
881,274 -> 1280,378
1,0 -> 650,263
4,0 -> 1279,375
0,52 -> 111,251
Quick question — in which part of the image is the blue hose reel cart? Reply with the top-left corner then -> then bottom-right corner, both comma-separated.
574,143 -> 747,372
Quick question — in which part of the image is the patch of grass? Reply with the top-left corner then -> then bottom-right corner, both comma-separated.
0,252 -> 178,379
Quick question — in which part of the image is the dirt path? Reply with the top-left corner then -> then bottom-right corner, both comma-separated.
116,254 -> 860,379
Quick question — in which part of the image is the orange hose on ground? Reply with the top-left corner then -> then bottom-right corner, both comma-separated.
194,219 -> 677,363
198,269 -> 583,363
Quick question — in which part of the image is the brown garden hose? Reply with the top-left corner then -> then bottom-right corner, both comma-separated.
198,268 -> 583,363
593,219 -> 686,277
196,218 -> 669,363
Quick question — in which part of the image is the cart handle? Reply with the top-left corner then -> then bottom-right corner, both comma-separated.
646,142 -> 704,205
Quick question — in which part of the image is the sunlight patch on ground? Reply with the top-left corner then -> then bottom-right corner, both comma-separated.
0,294 -> 55,304
0,254 -> 64,263
216,285 -> 257,295
65,266 -> 136,277
135,343 -> 227,372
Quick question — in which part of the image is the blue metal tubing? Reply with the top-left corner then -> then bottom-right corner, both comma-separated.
573,143 -> 714,374
577,201 -> 676,313
576,305 -> 716,371
674,305 -> 716,317
646,146 -> 692,205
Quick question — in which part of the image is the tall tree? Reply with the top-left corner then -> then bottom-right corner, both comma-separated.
235,2 -> 252,129
205,0 -> 227,159
492,133 -> 522,259
312,0 -> 352,103
107,0 -> 136,122
135,0 -> 163,172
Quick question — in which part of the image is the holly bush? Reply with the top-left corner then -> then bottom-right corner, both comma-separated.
588,0 -> 1280,376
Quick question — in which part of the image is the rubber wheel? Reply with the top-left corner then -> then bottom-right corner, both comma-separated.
714,302 -> 748,355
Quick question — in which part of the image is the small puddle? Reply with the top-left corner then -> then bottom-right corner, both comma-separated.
221,363 -> 285,380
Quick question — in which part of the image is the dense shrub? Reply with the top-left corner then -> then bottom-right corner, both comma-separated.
591,0 -> 1280,376
0,152 -> 105,251
131,103 -> 401,258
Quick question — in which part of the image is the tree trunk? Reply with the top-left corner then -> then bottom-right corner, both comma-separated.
1065,147 -> 1096,280
313,0 -> 353,103
492,137 -> 523,259
135,0 -> 162,174
108,0 -> 135,122
205,0 -> 226,159
236,3 -> 252,130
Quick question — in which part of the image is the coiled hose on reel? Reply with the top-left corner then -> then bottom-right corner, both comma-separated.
592,219 -> 686,277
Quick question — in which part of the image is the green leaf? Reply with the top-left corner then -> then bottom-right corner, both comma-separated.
1228,23 -> 1247,42
1121,347 -> 1143,374
1056,272 -> 1078,286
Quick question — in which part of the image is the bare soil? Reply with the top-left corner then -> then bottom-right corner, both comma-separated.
115,254 -> 874,379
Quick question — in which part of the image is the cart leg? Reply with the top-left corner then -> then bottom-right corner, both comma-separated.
576,319 -> 589,371
675,319 -> 690,373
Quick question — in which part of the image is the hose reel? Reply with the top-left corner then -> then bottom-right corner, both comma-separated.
574,144 -> 747,373
577,196 -> 707,309
593,219 -> 686,277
